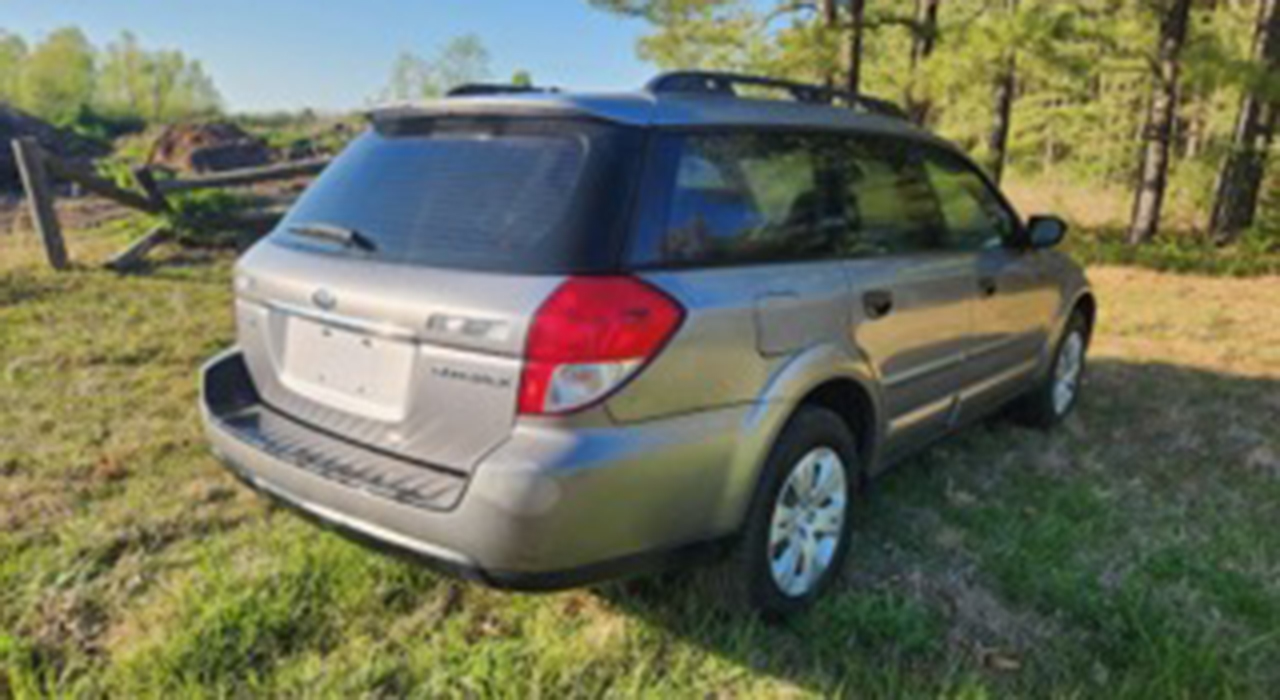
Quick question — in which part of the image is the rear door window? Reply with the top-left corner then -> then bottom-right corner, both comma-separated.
649,132 -> 840,265
274,118 -> 643,273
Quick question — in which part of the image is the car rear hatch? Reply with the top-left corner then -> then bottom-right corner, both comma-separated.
231,115 -> 645,474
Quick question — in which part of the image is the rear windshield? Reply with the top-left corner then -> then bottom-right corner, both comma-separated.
273,118 -> 644,273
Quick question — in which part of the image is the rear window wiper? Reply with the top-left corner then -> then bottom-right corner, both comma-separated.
288,222 -> 377,252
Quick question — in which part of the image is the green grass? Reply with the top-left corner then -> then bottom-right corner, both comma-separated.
1,232 -> 1278,697
1063,226 -> 1280,277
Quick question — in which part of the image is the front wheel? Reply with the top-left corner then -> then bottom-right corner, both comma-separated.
1012,311 -> 1089,428
718,406 -> 859,618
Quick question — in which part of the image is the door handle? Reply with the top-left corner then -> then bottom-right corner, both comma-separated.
978,276 -> 998,297
863,289 -> 894,319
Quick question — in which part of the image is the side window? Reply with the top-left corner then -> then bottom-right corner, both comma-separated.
922,150 -> 1018,251
828,136 -> 946,256
661,132 -> 835,264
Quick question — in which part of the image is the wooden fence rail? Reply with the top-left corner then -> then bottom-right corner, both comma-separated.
156,157 -> 330,194
43,155 -> 169,215
7,136 -> 330,271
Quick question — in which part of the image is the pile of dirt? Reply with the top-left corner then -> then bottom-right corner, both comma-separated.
147,121 -> 272,174
0,105 -> 108,191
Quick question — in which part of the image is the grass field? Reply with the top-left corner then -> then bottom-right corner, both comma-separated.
2,227 -> 1279,697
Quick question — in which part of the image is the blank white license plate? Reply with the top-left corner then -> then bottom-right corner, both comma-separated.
281,316 -> 415,420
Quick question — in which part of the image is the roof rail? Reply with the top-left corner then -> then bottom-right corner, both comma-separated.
447,83 -> 560,97
645,71 -> 907,120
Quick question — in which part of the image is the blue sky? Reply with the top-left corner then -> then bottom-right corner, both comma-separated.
2,0 -> 655,113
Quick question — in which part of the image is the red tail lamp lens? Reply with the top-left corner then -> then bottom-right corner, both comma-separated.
518,276 -> 684,415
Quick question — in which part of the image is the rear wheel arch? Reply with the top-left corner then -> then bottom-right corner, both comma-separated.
725,348 -> 880,533
796,378 -> 878,480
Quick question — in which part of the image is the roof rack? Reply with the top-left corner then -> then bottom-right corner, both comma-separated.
644,71 -> 907,120
446,83 -> 560,97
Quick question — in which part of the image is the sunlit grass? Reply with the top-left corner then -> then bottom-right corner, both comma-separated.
2,229 -> 1278,696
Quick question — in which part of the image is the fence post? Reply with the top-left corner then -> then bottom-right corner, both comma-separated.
11,137 -> 68,270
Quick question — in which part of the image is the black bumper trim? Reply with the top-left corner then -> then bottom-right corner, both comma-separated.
203,351 -> 466,512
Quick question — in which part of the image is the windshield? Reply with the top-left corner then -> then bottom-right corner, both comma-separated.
274,118 -> 644,273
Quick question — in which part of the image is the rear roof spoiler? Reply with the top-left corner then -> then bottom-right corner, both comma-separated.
446,83 -> 561,97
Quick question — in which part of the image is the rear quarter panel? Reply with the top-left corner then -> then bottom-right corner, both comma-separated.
604,268 -> 772,422
604,265 -> 886,529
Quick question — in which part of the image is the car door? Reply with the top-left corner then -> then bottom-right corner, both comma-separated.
827,135 -> 977,458
918,148 -> 1061,416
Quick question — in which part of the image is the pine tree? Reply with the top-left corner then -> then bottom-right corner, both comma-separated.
906,0 -> 942,125
821,0 -> 840,87
584,0 -> 1277,244
1128,0 -> 1195,245
1208,0 -> 1280,243
846,0 -> 867,94
986,0 -> 1020,184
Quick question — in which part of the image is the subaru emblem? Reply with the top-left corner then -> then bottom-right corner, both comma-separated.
312,288 -> 337,310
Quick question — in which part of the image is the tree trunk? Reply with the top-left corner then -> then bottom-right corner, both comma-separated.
987,56 -> 1017,184
846,0 -> 867,95
821,0 -> 838,29
821,0 -> 840,88
986,0 -> 1019,185
1127,0 -> 1194,246
1208,0 -> 1280,244
910,0 -> 941,67
906,0 -> 941,125
1184,93 -> 1208,159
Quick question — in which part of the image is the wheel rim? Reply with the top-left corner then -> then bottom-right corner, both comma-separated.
1053,331 -> 1085,416
768,446 -> 848,598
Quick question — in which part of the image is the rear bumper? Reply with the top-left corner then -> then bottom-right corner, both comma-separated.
200,349 -> 750,588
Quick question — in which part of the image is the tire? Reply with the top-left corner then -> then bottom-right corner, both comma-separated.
1011,310 -> 1090,429
717,405 -> 859,619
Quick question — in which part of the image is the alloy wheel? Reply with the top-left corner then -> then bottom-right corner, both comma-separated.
1053,330 -> 1085,415
767,446 -> 848,598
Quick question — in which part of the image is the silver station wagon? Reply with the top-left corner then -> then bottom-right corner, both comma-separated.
201,72 -> 1095,616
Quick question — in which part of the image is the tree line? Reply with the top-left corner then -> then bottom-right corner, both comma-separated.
0,27 -> 222,133
381,35 -> 493,102
589,0 -> 1279,244
378,34 -> 537,102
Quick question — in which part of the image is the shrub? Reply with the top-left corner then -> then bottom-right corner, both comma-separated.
1065,226 -> 1280,276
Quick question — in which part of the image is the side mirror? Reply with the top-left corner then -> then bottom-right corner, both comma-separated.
1026,215 -> 1068,249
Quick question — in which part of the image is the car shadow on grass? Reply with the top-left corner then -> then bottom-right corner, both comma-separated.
590,358 -> 1280,695
106,246 -> 235,279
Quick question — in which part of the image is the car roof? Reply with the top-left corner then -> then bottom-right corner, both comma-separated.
369,78 -> 953,151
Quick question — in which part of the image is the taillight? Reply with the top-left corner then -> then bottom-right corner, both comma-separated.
518,276 -> 684,415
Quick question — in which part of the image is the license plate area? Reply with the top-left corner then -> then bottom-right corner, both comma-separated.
280,316 -> 415,422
